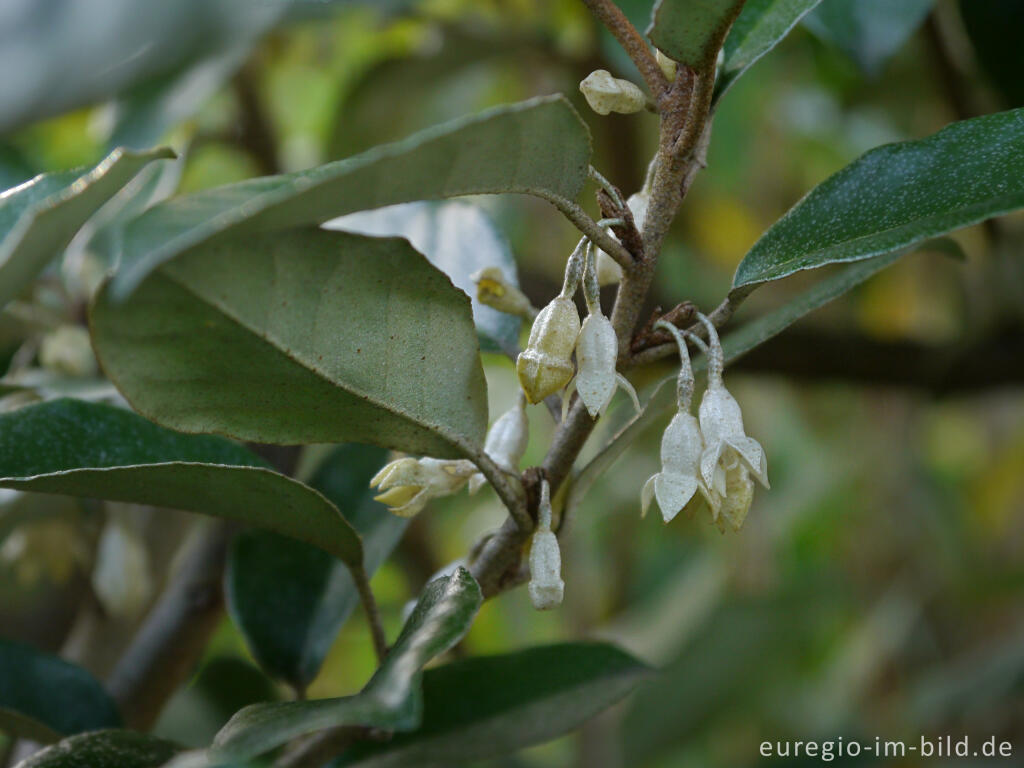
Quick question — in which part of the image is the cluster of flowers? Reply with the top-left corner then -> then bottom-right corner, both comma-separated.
642,316 -> 769,532
516,237 -> 639,419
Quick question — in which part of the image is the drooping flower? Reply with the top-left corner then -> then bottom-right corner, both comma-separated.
640,321 -> 716,522
371,456 -> 476,517
469,393 -> 529,494
579,70 -> 647,115
571,243 -> 639,419
516,241 -> 586,403
693,312 -> 769,495
528,480 -> 564,610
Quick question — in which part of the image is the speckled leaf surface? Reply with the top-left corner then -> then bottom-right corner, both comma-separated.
0,399 -> 362,565
212,568 -> 483,762
0,147 -> 173,310
91,227 -> 488,458
13,730 -> 179,768
327,201 -> 521,354
732,108 -> 1024,295
332,643 -> 650,767
802,0 -> 933,76
648,0 -> 746,73
0,637 -> 121,743
227,444 -> 403,689
107,96 -> 590,298
716,0 -> 822,99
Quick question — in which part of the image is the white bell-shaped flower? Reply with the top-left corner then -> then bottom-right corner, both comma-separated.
571,244 -> 639,419
640,321 -> 716,522
693,313 -> 769,494
528,480 -> 564,610
516,242 -> 586,403
579,69 -> 647,115
469,394 -> 529,494
371,456 -> 476,517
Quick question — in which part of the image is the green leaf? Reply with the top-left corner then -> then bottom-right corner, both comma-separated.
959,0 -> 1024,109
227,444 -> 403,689
648,0 -> 746,74
716,0 -> 823,99
0,637 -> 121,743
333,643 -> 650,767
569,249 -> 913,516
327,201 -> 521,355
0,398 -> 362,565
731,108 -> 1024,296
212,568 -> 483,762
13,730 -> 179,768
802,0 -> 933,77
108,96 -> 590,298
0,147 -> 173,311
91,227 -> 488,458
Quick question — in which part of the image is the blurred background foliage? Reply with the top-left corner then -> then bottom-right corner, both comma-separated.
1,0 -> 1023,766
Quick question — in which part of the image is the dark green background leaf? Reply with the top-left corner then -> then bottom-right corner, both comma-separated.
732,108 -> 1024,295
213,568 -> 483,762
108,96 -> 590,297
648,0 -> 746,74
328,201 -> 522,355
13,730 -> 179,768
92,228 -> 488,458
802,0 -> 933,76
0,147 -> 173,311
959,0 -> 1024,108
0,637 -> 121,743
333,643 -> 650,767
0,399 -> 362,565
227,444 -> 403,689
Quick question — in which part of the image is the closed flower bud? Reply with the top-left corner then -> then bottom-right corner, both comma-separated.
516,295 -> 580,404
528,480 -> 564,610
471,267 -> 535,319
580,70 -> 647,115
39,325 -> 97,378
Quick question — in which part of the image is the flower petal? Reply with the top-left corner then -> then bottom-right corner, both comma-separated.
655,472 -> 698,523
727,436 -> 769,488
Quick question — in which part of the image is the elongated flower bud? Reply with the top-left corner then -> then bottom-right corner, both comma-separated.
528,480 -> 564,610
469,394 -> 529,493
471,267 -> 535,319
580,70 -> 646,115
516,296 -> 580,403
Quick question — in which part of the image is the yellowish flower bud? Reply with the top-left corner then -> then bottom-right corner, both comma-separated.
471,267 -> 535,319
516,295 -> 580,404
579,70 -> 647,115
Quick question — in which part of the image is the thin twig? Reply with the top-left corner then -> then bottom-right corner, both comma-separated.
473,451 -> 531,532
580,0 -> 670,100
543,194 -> 635,269
350,566 -> 388,664
106,521 -> 237,730
630,296 -> 733,365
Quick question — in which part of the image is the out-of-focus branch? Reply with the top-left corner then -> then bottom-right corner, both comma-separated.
231,63 -> 280,176
106,521 -> 236,730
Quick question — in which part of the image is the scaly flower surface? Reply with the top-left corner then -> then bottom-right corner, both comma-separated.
528,480 -> 564,610
516,241 -> 585,403
579,69 -> 647,115
640,321 -> 715,522
371,456 -> 476,517
572,242 -> 639,419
